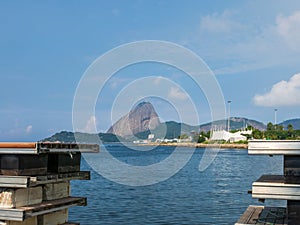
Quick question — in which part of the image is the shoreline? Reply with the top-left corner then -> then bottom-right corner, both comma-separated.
138,142 -> 248,149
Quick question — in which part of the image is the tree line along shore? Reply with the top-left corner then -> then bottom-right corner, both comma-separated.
140,142 -> 248,149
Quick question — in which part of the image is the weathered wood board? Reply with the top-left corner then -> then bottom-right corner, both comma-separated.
0,216 -> 38,225
284,155 -> 300,184
0,171 -> 90,188
0,155 -> 48,176
0,216 -> 37,225
47,153 -> 81,174
235,205 -> 287,225
37,209 -> 68,225
287,200 -> 300,225
43,182 -> 70,201
0,197 -> 86,221
252,175 -> 300,200
0,187 -> 42,208
0,142 -> 99,154
248,140 -> 300,155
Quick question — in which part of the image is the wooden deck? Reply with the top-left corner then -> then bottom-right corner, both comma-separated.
235,205 -> 287,225
252,175 -> 300,200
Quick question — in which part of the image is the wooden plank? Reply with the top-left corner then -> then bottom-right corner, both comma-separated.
0,142 -> 99,154
37,209 -> 68,225
24,197 -> 86,219
31,171 -> 90,186
47,153 -> 81,174
0,154 -> 48,176
0,197 -> 86,221
43,182 -> 70,201
0,149 -> 37,155
5,216 -> 37,225
284,155 -> 300,184
0,172 -> 90,188
38,143 -> 99,154
252,175 -> 300,200
287,200 -> 300,225
0,187 -> 42,208
248,140 -> 300,155
0,143 -> 36,149
235,205 -> 287,225
0,209 -> 24,221
259,207 -> 287,224
0,177 -> 30,188
235,205 -> 264,224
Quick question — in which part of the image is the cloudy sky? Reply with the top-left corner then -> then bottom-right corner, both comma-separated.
1,0 -> 300,141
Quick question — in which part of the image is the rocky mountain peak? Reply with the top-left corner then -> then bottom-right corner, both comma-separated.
107,102 -> 160,137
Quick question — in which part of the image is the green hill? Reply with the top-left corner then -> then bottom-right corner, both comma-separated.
280,118 -> 300,130
43,117 -> 268,143
199,117 -> 266,132
42,131 -> 126,143
132,121 -> 200,140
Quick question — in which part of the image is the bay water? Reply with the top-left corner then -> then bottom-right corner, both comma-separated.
69,145 -> 283,224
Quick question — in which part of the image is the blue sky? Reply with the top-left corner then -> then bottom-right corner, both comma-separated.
1,0 -> 300,141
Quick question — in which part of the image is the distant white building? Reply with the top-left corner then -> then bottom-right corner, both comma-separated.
155,138 -> 179,143
148,134 -> 155,140
211,130 -> 252,143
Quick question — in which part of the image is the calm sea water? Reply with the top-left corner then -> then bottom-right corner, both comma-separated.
69,145 -> 283,225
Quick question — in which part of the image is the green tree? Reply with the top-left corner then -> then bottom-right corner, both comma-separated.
246,125 -> 254,131
198,135 -> 206,143
267,122 -> 275,131
286,124 -> 294,139
252,129 -> 263,139
287,124 -> 294,132
277,125 -> 284,131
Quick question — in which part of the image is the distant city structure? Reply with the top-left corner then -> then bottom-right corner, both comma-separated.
148,134 -> 155,140
210,129 -> 252,143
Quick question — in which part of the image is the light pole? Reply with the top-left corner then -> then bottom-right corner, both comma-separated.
227,100 -> 232,132
274,109 -> 278,130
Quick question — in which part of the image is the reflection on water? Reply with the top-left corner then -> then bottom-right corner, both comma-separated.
69,146 -> 283,225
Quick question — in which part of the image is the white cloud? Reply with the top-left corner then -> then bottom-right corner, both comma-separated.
277,11 -> 300,51
4,124 -> 33,138
168,87 -> 188,100
153,76 -> 164,85
83,116 -> 97,133
196,9 -> 300,75
25,125 -> 33,134
253,73 -> 300,106
200,11 -> 242,33
108,77 -> 132,89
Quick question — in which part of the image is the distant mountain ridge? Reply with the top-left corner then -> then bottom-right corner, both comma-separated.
199,117 -> 266,132
43,117 -> 300,143
42,131 -> 127,143
42,101 -> 300,142
279,118 -> 300,129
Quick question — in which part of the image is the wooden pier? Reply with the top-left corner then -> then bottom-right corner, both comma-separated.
0,142 -> 99,225
235,205 -> 287,225
236,140 -> 300,225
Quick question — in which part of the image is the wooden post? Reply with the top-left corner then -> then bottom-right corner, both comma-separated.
0,142 -> 98,224
284,155 -> 300,224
